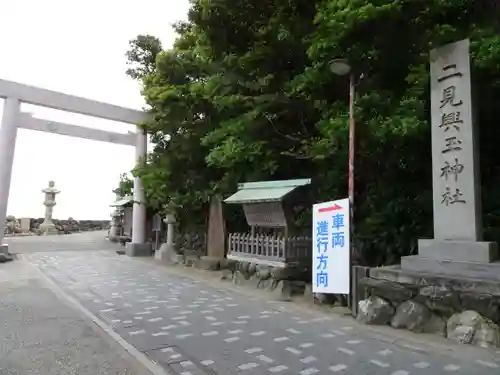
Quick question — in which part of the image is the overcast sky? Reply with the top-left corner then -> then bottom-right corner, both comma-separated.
0,0 -> 189,220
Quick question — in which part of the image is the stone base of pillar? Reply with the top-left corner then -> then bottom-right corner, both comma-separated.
39,222 -> 58,235
400,238 -> 500,280
126,242 -> 153,257
1,243 -> 9,255
0,244 -> 13,263
417,239 -> 498,263
155,242 -> 181,264
195,256 -> 222,270
401,255 -> 500,281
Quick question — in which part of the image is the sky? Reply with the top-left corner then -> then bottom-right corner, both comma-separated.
0,0 -> 189,220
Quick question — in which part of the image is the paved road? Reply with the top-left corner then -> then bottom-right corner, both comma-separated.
15,233 -> 499,375
0,252 -> 152,374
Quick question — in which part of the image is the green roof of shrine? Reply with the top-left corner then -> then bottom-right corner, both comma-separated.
110,196 -> 133,207
224,178 -> 311,204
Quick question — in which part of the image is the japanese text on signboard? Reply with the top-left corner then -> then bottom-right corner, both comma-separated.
315,211 -> 346,289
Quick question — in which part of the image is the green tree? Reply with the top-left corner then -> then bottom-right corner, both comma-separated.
124,0 -> 500,265
125,35 -> 163,81
112,173 -> 134,198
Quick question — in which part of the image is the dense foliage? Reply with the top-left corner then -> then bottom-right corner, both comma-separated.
122,0 -> 500,266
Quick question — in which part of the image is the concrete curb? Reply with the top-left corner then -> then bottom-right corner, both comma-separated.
20,254 -> 172,375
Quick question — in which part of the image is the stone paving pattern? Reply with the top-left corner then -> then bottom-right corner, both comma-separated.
23,249 -> 500,375
0,260 -> 152,375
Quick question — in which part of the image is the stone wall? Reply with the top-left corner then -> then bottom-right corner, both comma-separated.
174,230 -> 206,257
4,217 -> 109,235
357,276 -> 500,349
164,253 -> 346,306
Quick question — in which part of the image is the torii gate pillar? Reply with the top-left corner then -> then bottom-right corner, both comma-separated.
0,79 -> 151,257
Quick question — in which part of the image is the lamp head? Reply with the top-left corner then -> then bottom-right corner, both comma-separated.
330,59 -> 351,76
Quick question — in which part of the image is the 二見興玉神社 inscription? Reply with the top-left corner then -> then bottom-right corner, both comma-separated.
400,39 -> 498,275
430,39 -> 481,241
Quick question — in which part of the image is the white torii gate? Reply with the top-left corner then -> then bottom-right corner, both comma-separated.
0,78 -> 152,256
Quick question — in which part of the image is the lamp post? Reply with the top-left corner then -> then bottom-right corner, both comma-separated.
330,59 -> 357,264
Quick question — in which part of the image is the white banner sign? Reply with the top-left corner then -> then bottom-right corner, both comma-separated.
312,198 -> 350,294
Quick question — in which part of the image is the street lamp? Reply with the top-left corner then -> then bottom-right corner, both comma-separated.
330,58 -> 356,264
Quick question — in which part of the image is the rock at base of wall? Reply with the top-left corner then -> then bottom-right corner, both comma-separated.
391,300 -> 431,332
357,296 -> 395,325
257,278 -> 273,290
417,285 -> 461,317
273,280 -> 305,301
389,299 -> 446,335
271,266 -> 305,281
447,310 -> 500,348
423,313 -> 447,336
195,256 -> 221,271
256,265 -> 272,280
361,277 -> 418,304
232,270 -> 248,285
184,254 -> 200,267
459,292 -> 500,323
220,258 -> 238,271
221,269 -> 233,280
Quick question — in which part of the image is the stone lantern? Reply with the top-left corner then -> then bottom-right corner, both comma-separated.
39,181 -> 60,235
109,192 -> 124,241
155,213 -> 180,263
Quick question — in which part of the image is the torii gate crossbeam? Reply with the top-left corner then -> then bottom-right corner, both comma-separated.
0,78 -> 152,257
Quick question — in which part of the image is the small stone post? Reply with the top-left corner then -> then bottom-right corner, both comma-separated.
155,213 -> 180,263
39,181 -> 60,235
197,195 -> 226,270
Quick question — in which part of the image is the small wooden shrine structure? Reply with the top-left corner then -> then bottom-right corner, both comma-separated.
225,178 -> 311,267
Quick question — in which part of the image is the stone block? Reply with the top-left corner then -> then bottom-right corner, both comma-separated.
184,254 -> 199,267
417,239 -> 498,263
370,265 -> 500,296
0,244 -> 9,256
125,243 -> 153,257
360,277 -> 418,303
194,256 -> 221,271
0,253 -> 13,263
417,285 -> 461,317
401,255 -> 500,281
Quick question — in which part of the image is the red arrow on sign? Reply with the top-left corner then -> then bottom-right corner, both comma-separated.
318,204 -> 342,213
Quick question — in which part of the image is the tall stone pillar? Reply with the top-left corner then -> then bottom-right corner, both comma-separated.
401,39 -> 500,279
126,126 -> 152,256
0,98 -> 20,255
